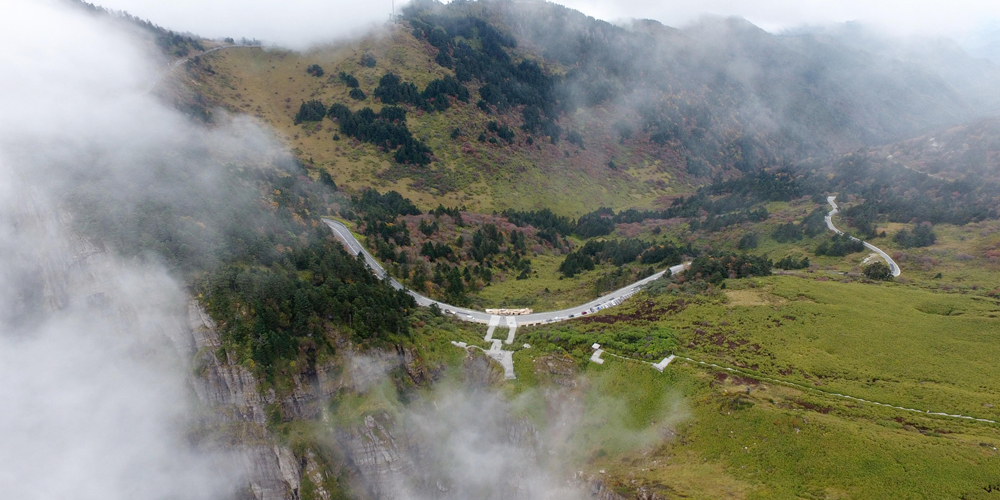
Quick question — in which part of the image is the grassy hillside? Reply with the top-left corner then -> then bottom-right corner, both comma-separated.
173,0 -> 1000,217
130,2 -> 1000,498
504,274 -> 1000,498
184,27 -> 692,215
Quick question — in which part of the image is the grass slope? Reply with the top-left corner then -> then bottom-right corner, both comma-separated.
185,27 -> 694,215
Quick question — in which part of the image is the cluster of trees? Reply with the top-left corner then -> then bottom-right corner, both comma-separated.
373,73 -> 470,112
328,104 -> 433,166
558,238 -> 687,277
771,208 -> 827,242
774,255 -> 810,270
738,233 -> 758,250
689,207 -> 769,232
353,188 -> 421,220
306,64 -> 324,77
863,261 -> 893,281
373,73 -> 420,105
465,224 -> 532,278
485,120 -> 515,144
422,76 -> 471,111
338,71 -> 359,88
566,130 -> 584,149
592,267 -> 655,295
360,53 -> 377,67
351,189 -> 421,259
406,10 -> 571,142
203,240 -> 415,370
430,204 -> 465,225
684,252 -> 773,285
469,223 -> 505,263
575,208 -> 616,238
827,155 -> 999,235
500,208 -> 570,247
294,100 -> 328,124
567,173 -> 794,233
420,241 -> 454,261
418,219 -> 439,236
815,234 -> 864,256
70,140 -> 413,379
156,30 -> 205,57
405,220 -> 535,300
892,223 -> 936,248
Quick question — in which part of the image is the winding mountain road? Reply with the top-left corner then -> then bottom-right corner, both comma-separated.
825,196 -> 901,277
323,218 -> 689,326
144,44 -> 253,94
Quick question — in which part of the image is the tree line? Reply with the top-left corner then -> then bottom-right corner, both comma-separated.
558,238 -> 689,278
328,103 -> 434,166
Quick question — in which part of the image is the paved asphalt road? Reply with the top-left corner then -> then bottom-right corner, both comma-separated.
323,218 -> 689,325
825,196 -> 901,277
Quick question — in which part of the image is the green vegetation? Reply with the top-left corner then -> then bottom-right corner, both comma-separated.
737,232 -> 758,250
863,261 -> 893,280
507,271 -> 1000,498
684,252 -> 772,284
814,233 -> 865,256
305,64 -> 324,77
893,222 -> 937,248
328,104 -> 433,166
95,1 -> 1000,498
558,238 -> 688,278
774,254 -> 809,270
338,71 -> 359,88
294,99 -> 327,124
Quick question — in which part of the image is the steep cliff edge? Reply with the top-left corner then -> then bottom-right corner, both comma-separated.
185,302 -> 308,500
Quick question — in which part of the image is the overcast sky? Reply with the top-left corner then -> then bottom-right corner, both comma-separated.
92,0 -> 1000,49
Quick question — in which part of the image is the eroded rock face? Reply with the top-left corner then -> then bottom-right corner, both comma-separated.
590,481 -> 631,500
10,203 -> 654,500
341,412 -> 418,500
186,301 -> 305,500
332,350 -> 592,500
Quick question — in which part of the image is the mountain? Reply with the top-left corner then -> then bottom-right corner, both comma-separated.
20,2 -> 1000,499
174,0 -> 1000,215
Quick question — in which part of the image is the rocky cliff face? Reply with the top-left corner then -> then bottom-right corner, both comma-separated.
184,300 -> 434,500
11,199 -> 651,500
185,302 -> 308,500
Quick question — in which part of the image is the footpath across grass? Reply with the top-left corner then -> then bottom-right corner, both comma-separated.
509,340 -> 1000,500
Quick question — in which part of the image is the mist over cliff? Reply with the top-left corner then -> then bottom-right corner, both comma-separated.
0,2 -> 286,496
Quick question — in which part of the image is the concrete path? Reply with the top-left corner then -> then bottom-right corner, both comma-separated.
323,218 -> 690,330
452,339 -> 515,380
485,315 -> 500,342
504,316 -> 517,345
652,355 -> 676,372
825,196 -> 901,277
586,347 -> 996,425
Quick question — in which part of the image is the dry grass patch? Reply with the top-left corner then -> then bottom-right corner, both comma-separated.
724,288 -> 788,307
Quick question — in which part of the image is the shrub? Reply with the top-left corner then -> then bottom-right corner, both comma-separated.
738,233 -> 759,250
305,64 -> 324,77
685,252 -> 773,285
338,71 -> 359,88
293,100 -> 327,124
863,261 -> 893,281
893,223 -> 937,248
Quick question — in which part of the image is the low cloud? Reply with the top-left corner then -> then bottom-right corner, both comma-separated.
550,0 -> 1000,41
0,2 -> 295,497
88,0 -> 392,49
